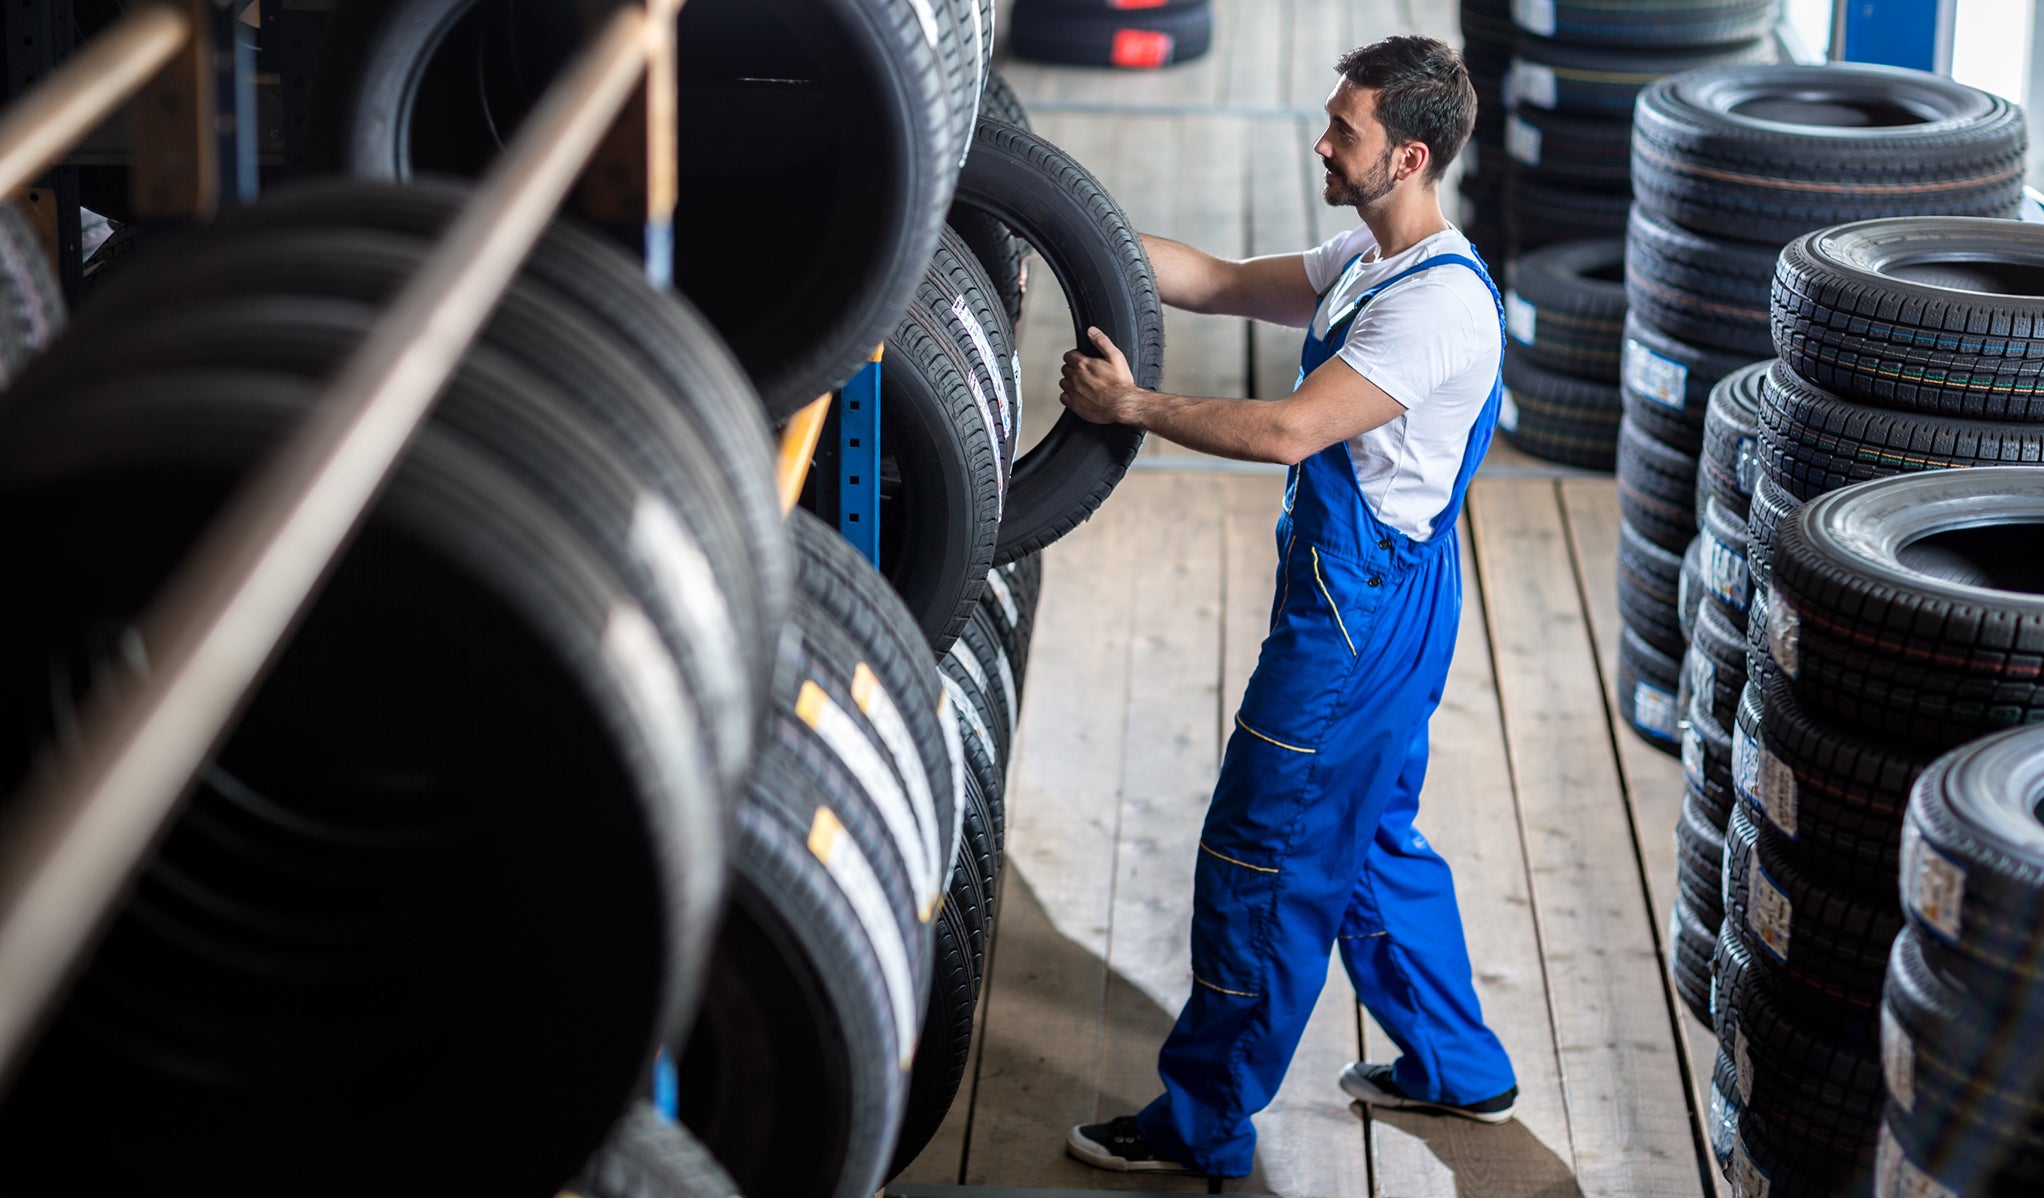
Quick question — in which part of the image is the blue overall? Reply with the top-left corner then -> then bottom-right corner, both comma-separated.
1135,249 -> 1517,1177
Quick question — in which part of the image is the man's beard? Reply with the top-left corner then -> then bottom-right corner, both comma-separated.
1323,147 -> 1396,209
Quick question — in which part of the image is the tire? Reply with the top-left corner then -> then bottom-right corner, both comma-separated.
1684,688 -> 1738,819
1503,169 -> 1632,252
307,0 -> 959,417
1900,723 -> 2044,997
949,73 -> 1033,333
1745,471 -> 1800,591
0,373 -> 715,1197
1621,312 -> 1759,451
1757,360 -> 2044,505
944,603 -> 1018,767
1620,623 -> 1683,752
1724,794 -> 1902,1027
954,118 -> 1161,562
1700,360 -> 1767,520
1504,237 -> 1627,381
1692,595 -> 1749,732
1624,204 -> 1777,357
1767,468 -> 2044,748
0,197 -> 63,384
1773,216 -> 2044,420
1631,65 -> 2028,245
1670,894 -> 1721,1025
1743,671 -> 1928,892
978,558 -> 1038,695
1503,108 -> 1633,190
1616,415 -> 1699,552
1679,531 -> 1707,641
1677,785 -> 1730,914
1617,515 -> 1686,656
1880,928 -> 2044,1193
1696,494 -> 1751,631
889,881 -> 984,1179
927,225 -> 1022,476
1499,343 -> 1622,468
1007,1 -> 1213,68
573,1105 -> 744,1198
1462,0 -> 1514,49
1710,1048 -> 1742,1177
1506,34 -> 1774,116
1878,1099 -> 2044,1198
1509,0 -> 1777,48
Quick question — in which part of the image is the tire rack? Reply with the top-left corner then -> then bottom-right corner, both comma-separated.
0,0 -> 871,1102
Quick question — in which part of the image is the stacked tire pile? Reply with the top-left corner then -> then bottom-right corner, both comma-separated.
0,3 -> 1160,1195
1455,0 -> 1513,257
1009,0 -> 1212,70
1616,63 -> 2028,761
1498,237 -> 1626,468
1698,214 -> 2044,1195
1884,722 -> 2044,1195
1491,2 -> 1773,469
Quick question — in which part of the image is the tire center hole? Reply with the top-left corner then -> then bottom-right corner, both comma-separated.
1896,522 -> 2044,593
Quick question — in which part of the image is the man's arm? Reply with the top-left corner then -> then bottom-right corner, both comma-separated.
1142,234 -> 1321,328
1060,328 -> 1405,466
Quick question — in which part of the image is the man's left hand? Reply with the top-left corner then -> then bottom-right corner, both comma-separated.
1059,327 -> 1142,425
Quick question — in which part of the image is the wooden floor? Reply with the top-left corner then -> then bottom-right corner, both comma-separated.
896,4 -> 1726,1194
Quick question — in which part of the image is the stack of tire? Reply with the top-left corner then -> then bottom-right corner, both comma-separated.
1455,0 -> 1513,258
1492,3 -> 1772,470
1883,721 -> 2044,1195
1702,213 -> 2044,1195
1616,62 -> 2027,764
1008,0 -> 1212,70
1497,237 -> 1626,468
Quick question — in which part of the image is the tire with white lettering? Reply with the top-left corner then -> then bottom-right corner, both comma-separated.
1616,416 -> 1699,552
1773,217 -> 2044,420
1633,65 -> 2027,245
978,558 -> 1038,696
949,72 -> 1033,333
1899,723 -> 2044,997
1499,343 -> 1622,468
1621,313 -> 1756,452
1509,0 -> 1776,48
1007,3 -> 1214,69
1880,927 -> 2044,1193
1503,169 -> 1631,252
1507,34 -> 1773,117
1618,516 -> 1685,656
954,118 -> 1161,563
1619,623 -> 1682,752
1699,361 -> 1766,520
1624,205 -> 1776,357
925,226 -> 1022,475
1692,595 -> 1747,734
572,1104 -> 743,1198
1504,237 -> 1626,381
1767,468 -> 2044,748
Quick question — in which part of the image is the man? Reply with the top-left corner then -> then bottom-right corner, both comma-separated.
1057,36 -> 1517,1180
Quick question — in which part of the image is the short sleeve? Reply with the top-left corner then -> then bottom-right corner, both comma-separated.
1332,273 -> 1499,412
1301,225 -> 1375,293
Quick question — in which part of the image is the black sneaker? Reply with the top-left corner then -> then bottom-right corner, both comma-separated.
1339,1061 -> 1517,1124
1066,1115 -> 1198,1173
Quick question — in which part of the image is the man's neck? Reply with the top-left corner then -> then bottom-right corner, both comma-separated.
1357,189 -> 1450,261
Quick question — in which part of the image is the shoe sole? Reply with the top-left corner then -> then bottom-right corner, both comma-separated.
1065,1127 -> 1200,1174
1340,1071 -> 1515,1125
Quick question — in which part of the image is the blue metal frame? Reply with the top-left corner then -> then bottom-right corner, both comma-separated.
1836,0 -> 1953,72
838,351 -> 883,567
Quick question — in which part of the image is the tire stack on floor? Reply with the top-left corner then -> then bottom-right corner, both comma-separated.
1497,238 -> 1626,467
1008,0 -> 1212,70
1492,3 -> 1772,471
1701,215 -> 2044,1195
1454,0 -> 1513,259
1883,722 -> 2044,1195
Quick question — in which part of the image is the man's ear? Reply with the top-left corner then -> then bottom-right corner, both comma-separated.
1399,140 -> 1430,182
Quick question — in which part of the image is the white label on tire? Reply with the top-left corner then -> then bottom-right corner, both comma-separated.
904,0 -> 941,50
798,681 -> 936,921
1734,1027 -> 1755,1105
1901,823 -> 1967,944
1682,719 -> 1706,789
1505,115 -> 1542,167
950,293 -> 1012,441
1749,863 -> 1793,963
1633,681 -> 1677,740
1623,338 -> 1688,409
941,670 -> 998,769
1512,0 -> 1558,36
1882,1004 -> 1915,1113
1877,1120 -> 1956,1198
1703,524 -> 1751,612
1736,434 -> 1760,497
1690,652 -> 1716,712
1759,745 -> 1798,838
1504,289 -> 1539,346
1767,598 -> 1801,680
807,806 -> 920,1069
1499,387 -> 1520,433
984,567 -> 1020,631
1511,59 -> 1558,109
1732,1132 -> 1771,1198
1732,718 -> 1760,808
631,495 -> 746,761
937,692 -> 966,858
850,663 -> 943,901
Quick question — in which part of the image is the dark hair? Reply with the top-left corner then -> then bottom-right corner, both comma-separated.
1335,36 -> 1476,185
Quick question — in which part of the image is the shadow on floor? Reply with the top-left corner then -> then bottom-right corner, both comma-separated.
1365,1104 -> 1585,1198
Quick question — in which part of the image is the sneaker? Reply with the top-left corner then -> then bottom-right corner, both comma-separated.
1339,1061 -> 1517,1124
1066,1115 -> 1198,1173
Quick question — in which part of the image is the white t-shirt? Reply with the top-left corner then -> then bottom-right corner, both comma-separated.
1300,224 -> 1502,542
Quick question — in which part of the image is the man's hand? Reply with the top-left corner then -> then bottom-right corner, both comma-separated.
1059,327 -> 1142,425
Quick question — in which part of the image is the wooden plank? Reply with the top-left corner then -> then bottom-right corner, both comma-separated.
1559,479 -> 1728,1198
961,473 -> 1143,1185
1360,514 -> 1579,1198
1468,478 -> 1704,1198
